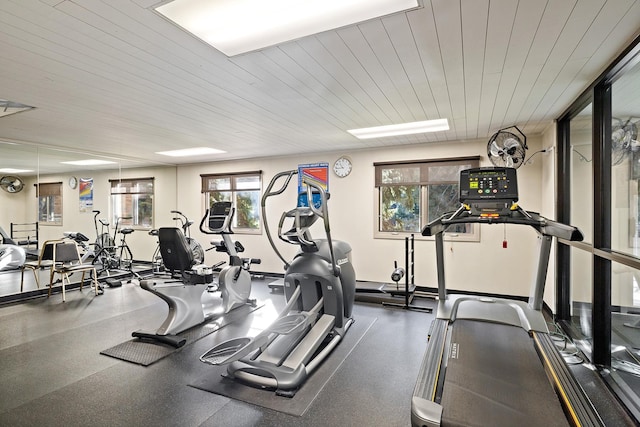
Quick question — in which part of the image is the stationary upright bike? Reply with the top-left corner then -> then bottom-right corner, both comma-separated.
199,201 -> 260,312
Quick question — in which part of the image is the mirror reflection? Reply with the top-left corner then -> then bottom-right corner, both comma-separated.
0,143 -> 177,301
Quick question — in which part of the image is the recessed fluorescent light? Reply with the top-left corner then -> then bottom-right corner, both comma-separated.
61,159 -> 117,166
156,147 -> 226,157
0,168 -> 34,174
156,0 -> 419,56
348,119 -> 450,139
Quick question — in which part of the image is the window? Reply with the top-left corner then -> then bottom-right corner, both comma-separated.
375,158 -> 479,239
37,182 -> 62,225
201,171 -> 262,233
109,178 -> 154,229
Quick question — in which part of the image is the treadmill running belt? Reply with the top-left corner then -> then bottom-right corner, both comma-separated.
441,320 -> 570,427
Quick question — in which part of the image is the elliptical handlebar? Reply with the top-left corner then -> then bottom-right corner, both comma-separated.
261,169 -> 339,277
261,170 -> 298,269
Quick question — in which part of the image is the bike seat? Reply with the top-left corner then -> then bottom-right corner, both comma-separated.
120,228 -> 134,235
75,232 -> 90,241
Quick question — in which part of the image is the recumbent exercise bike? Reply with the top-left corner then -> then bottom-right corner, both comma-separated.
132,202 -> 259,348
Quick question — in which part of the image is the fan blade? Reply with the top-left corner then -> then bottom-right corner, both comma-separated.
489,141 -> 503,157
504,155 -> 514,168
503,137 -> 519,150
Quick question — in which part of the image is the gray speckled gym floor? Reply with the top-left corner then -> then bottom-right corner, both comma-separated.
0,273 -> 635,426
0,276 -> 433,427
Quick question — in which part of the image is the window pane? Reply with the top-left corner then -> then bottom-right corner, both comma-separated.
610,261 -> 640,391
427,183 -> 469,234
611,60 -> 640,256
381,166 -> 420,184
570,104 -> 593,243
235,175 -> 260,190
38,194 -> 62,224
379,185 -> 420,232
428,164 -> 471,182
111,194 -> 153,228
110,178 -> 153,229
209,191 -> 232,205
235,191 -> 260,229
569,247 -> 593,343
208,177 -> 231,191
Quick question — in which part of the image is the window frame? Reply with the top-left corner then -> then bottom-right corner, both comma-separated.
373,157 -> 480,241
109,177 -> 154,230
201,171 -> 262,234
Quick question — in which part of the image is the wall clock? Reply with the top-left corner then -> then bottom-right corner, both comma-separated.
69,176 -> 78,189
333,156 -> 352,178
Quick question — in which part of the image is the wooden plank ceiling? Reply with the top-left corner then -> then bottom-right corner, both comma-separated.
0,0 -> 639,171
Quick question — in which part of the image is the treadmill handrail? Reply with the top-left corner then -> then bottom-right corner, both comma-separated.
422,207 -> 583,242
421,204 -> 583,306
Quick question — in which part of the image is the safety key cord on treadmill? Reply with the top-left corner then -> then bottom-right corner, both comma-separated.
503,223 -> 507,249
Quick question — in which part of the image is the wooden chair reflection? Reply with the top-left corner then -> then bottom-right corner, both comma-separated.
49,241 -> 101,302
20,239 -> 61,292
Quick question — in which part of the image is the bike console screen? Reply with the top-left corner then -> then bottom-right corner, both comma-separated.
459,167 -> 519,216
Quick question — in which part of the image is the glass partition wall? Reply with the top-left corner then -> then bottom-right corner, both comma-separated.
557,36 -> 640,421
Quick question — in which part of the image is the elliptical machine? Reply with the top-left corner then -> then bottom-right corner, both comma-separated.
199,201 -> 259,313
200,170 -> 356,396
132,204 -> 258,348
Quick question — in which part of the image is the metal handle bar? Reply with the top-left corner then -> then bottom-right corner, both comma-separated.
261,170 -> 297,206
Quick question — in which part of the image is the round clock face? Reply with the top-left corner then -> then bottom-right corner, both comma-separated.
333,157 -> 352,178
69,176 -> 78,189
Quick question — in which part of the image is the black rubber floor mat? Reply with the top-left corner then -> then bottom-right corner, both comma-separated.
189,316 -> 376,417
100,302 -> 263,366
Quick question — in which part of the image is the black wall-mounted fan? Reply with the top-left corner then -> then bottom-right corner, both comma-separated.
487,126 -> 528,169
0,176 -> 25,193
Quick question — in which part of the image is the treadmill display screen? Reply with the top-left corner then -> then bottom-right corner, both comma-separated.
459,167 -> 518,203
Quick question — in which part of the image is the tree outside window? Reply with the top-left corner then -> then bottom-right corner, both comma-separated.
375,158 -> 479,239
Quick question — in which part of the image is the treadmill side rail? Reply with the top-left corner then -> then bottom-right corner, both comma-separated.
412,319 -> 448,427
534,332 -> 605,427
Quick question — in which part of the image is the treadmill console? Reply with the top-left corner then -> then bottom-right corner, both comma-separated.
459,167 -> 518,217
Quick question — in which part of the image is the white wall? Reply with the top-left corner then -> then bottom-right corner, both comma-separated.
5,134 -> 567,307
0,185 -> 32,239
178,135 -> 553,300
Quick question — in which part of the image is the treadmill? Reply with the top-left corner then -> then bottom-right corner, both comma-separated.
411,167 -> 603,427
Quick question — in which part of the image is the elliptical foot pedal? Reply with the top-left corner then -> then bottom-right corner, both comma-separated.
267,313 -> 309,335
201,334 -> 270,365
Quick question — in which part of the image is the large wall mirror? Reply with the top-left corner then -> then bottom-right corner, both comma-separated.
0,142 -> 177,301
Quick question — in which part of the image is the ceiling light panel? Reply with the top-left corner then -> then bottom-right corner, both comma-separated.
348,119 -> 450,139
156,0 -> 420,56
61,159 -> 117,166
156,147 -> 225,157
